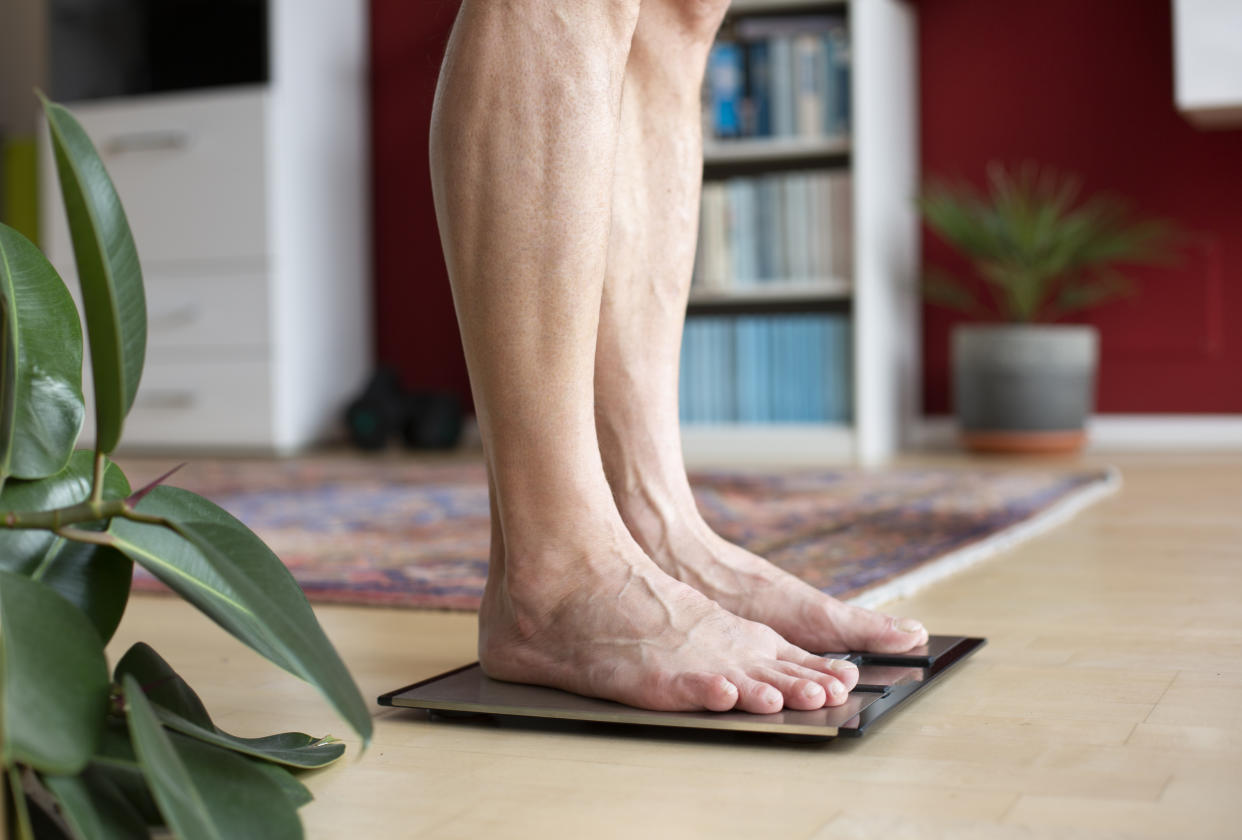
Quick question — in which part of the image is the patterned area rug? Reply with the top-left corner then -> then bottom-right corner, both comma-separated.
130,457 -> 1119,610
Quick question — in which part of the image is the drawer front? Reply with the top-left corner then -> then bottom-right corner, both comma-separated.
64,269 -> 270,354
78,359 -> 274,450
146,273 -> 270,352
42,88 -> 268,266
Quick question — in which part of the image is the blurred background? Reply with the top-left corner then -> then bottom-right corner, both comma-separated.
1,0 -> 1239,462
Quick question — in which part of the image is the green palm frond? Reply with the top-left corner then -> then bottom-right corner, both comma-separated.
918,163 -> 1179,322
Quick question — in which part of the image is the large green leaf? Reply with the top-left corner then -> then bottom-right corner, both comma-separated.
0,570 -> 109,774
114,643 -> 211,727
109,487 -> 372,746
41,96 -> 146,455
0,225 -> 84,490
42,767 -> 151,840
251,762 -> 314,809
114,643 -> 346,768
123,675 -> 304,840
0,450 -> 129,592
40,540 -> 134,644
91,722 -> 163,826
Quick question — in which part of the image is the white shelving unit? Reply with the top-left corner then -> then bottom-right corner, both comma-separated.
39,0 -> 371,454
680,0 -> 920,467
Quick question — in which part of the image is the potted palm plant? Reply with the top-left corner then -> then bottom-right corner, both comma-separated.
918,163 -> 1178,453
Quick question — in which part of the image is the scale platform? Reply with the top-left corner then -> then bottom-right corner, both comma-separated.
378,635 -> 985,739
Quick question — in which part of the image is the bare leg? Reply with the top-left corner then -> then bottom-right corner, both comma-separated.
595,0 -> 928,654
430,0 -> 857,712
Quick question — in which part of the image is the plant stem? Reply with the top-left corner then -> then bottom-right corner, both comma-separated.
89,450 -> 106,505
6,766 -> 35,840
2,499 -> 176,542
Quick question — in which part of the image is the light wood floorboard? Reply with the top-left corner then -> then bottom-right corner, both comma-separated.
103,454 -> 1242,839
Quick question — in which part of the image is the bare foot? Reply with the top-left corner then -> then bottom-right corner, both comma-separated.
614,487 -> 930,655
478,519 -> 859,713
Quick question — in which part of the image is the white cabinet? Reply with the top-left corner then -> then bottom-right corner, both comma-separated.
1173,0 -> 1242,128
40,0 -> 370,453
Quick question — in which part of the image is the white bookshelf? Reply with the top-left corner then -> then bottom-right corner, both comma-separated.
680,0 -> 920,466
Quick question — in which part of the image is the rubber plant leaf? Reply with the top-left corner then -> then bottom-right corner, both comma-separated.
123,675 -> 304,840
0,224 -> 84,491
0,451 -> 133,642
0,569 -> 109,774
40,95 -> 146,455
42,766 -> 151,840
114,642 -> 346,768
109,486 -> 373,747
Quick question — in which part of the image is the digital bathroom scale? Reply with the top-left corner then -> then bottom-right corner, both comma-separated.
378,635 -> 985,739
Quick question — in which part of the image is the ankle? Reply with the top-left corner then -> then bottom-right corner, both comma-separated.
610,475 -> 711,556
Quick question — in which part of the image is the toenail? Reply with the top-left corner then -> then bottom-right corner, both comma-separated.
827,658 -> 857,672
802,682 -> 822,699
896,618 -> 924,633
827,681 -> 846,700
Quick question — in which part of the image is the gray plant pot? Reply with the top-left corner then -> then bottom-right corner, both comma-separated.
952,324 -> 1099,453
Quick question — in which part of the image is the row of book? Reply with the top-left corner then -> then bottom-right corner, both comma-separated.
693,170 -> 852,289
705,16 -> 851,142
679,314 -> 852,425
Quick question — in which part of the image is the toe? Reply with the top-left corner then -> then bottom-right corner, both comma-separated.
821,603 -> 928,654
863,613 -> 929,653
673,671 -> 739,712
730,674 -> 784,714
785,648 -> 861,692
751,668 -> 827,711
777,659 -> 857,697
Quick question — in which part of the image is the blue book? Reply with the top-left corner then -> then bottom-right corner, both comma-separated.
807,317 -> 827,422
695,320 -> 712,423
708,42 -> 744,138
679,319 -> 696,423
769,37 -> 796,138
678,326 -> 692,424
735,316 -> 760,422
745,40 -> 772,137
770,317 -> 795,422
719,318 -> 738,423
755,176 -> 776,282
825,26 -> 851,137
823,314 -> 853,422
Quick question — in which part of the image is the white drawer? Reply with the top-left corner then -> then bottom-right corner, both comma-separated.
64,269 -> 270,354
117,359 -> 274,450
146,273 -> 270,352
42,88 -> 269,266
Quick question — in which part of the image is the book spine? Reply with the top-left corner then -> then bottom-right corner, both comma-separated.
707,42 -> 744,139
793,33 -> 826,139
769,37 -> 795,138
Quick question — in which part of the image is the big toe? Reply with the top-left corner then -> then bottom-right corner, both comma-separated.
850,609 -> 928,653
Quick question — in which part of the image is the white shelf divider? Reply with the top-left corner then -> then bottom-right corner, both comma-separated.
851,0 -> 920,464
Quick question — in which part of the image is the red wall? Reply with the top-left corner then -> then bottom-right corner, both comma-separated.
918,0 -> 1242,414
370,0 -> 1242,416
370,0 -> 471,406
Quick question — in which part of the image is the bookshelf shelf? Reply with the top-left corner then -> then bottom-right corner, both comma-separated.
682,423 -> 856,468
682,0 -> 919,464
703,135 -> 850,166
729,0 -> 849,13
688,279 -> 851,305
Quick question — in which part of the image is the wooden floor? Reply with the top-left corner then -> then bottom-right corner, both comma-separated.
105,453 -> 1242,839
